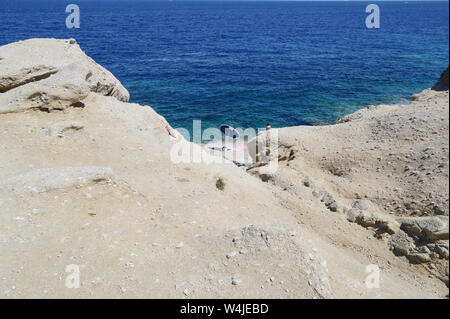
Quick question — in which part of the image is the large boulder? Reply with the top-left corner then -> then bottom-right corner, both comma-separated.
388,230 -> 415,256
346,208 -> 400,235
397,216 -> 449,242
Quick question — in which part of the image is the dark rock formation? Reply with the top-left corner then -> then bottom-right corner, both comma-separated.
432,66 -> 449,91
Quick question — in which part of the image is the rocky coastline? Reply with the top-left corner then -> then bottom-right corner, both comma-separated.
0,39 -> 448,298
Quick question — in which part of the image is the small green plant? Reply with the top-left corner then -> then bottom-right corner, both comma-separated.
216,177 -> 226,191
88,213 -> 96,217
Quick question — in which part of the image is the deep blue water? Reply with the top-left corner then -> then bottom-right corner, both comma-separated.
1,1 -> 448,136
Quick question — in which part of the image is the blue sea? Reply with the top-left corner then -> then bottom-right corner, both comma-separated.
1,1 -> 448,136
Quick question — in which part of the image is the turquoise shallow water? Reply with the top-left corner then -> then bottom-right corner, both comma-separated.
0,1 -> 448,139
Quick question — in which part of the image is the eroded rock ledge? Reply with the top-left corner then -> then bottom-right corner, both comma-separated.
0,38 -> 129,114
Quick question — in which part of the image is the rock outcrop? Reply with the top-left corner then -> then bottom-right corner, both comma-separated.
0,38 -> 129,114
432,66 -> 449,91
246,68 -> 449,285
